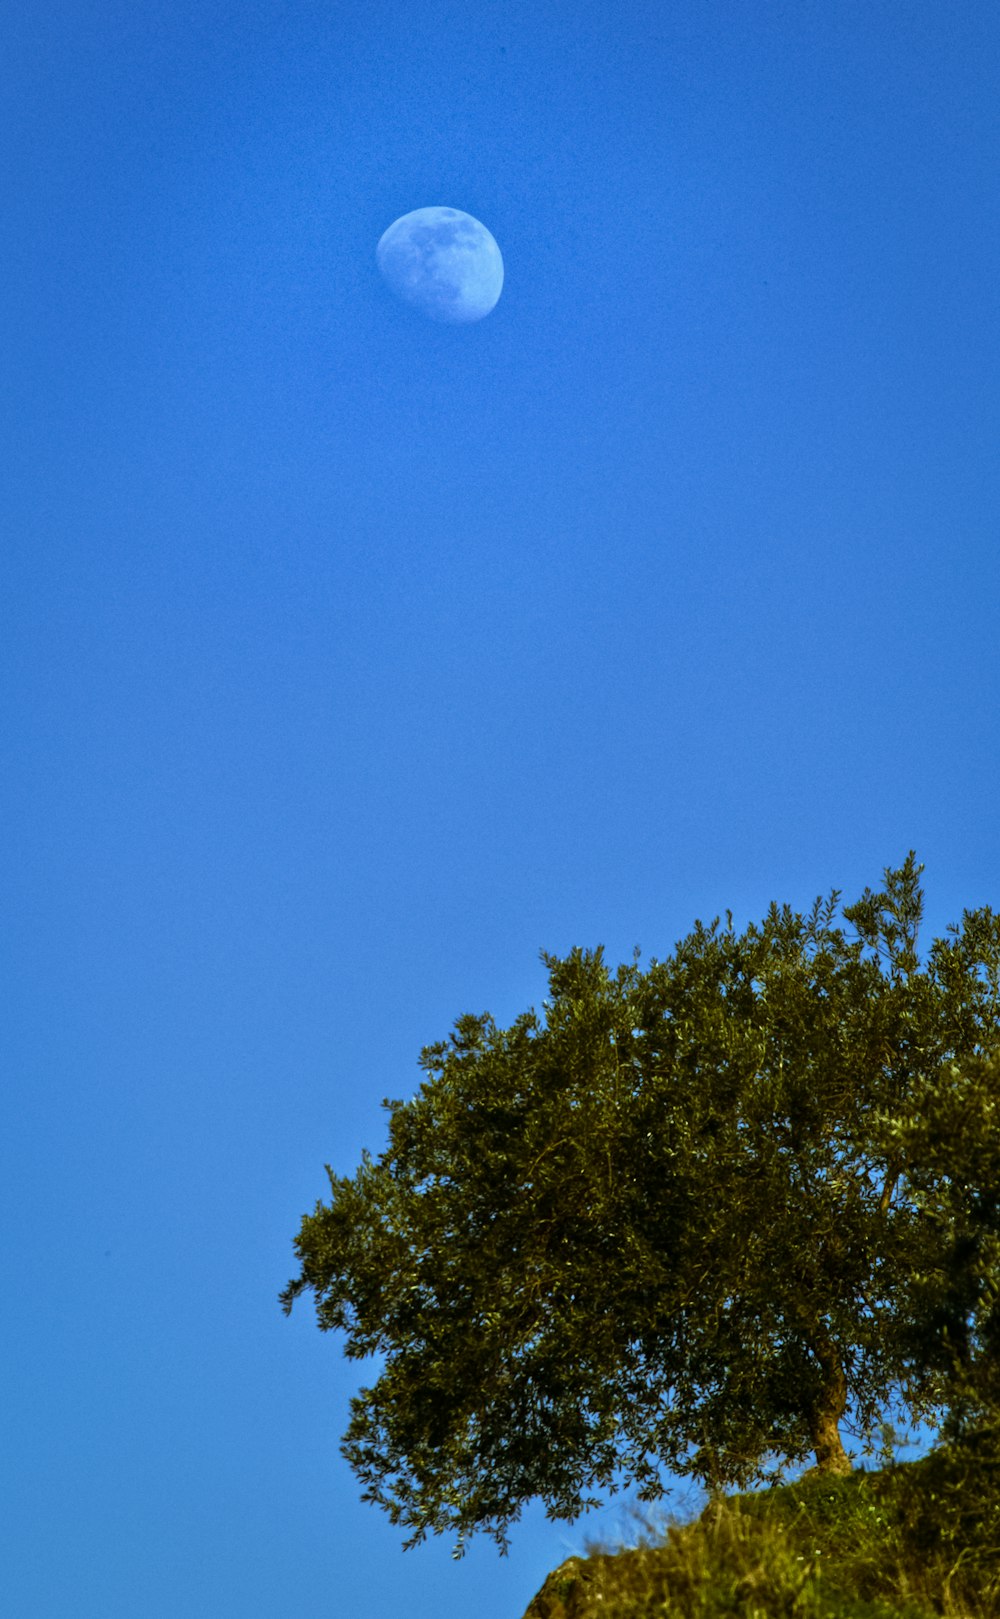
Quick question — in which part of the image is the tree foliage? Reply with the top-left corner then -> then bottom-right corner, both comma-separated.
281,855 -> 1000,1554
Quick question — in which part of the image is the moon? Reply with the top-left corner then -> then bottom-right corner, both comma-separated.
376,207 -> 504,324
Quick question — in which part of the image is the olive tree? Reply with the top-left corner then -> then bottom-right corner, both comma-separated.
281,855 -> 1000,1553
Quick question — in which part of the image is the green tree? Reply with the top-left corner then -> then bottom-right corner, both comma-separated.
281,855 -> 1000,1554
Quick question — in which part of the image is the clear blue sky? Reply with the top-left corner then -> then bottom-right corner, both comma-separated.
3,1 -> 998,1613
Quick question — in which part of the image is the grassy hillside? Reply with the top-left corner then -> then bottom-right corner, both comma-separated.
522,1437 -> 1000,1618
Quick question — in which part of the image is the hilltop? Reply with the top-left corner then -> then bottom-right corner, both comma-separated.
522,1437 -> 1000,1619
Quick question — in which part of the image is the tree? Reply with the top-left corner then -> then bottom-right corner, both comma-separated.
281,855 -> 1000,1554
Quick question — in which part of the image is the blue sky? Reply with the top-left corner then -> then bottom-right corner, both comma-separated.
3,0 -> 999,1613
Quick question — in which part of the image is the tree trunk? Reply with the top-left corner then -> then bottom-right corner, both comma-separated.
807,1332 -> 852,1475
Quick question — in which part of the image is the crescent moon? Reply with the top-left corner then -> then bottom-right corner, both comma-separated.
376,207 -> 504,324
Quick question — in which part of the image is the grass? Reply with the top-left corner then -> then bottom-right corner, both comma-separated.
523,1437 -> 1000,1618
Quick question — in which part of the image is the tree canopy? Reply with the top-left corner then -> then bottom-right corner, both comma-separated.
281,855 -> 1000,1554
